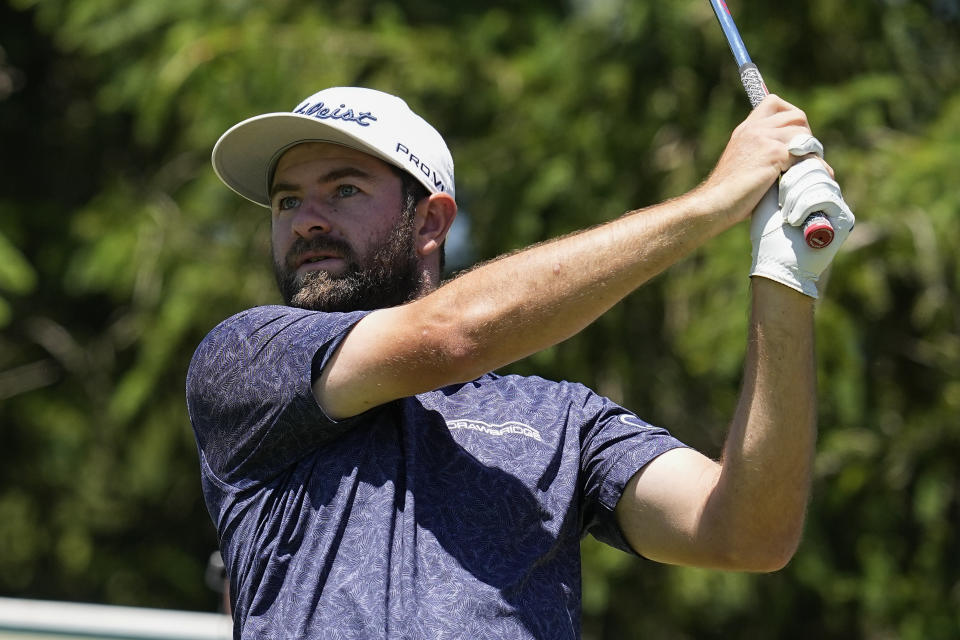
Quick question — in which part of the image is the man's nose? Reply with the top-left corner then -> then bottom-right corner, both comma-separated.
291,199 -> 333,238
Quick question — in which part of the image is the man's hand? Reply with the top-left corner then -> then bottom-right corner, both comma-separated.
699,95 -> 821,225
750,140 -> 856,298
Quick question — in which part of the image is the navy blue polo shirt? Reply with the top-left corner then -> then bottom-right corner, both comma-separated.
186,305 -> 687,639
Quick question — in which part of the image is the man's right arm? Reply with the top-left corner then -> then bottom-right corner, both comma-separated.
316,95 -> 816,420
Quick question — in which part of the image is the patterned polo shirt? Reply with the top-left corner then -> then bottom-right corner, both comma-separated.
187,305 -> 687,639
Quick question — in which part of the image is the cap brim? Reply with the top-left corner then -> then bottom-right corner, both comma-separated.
211,112 -> 405,208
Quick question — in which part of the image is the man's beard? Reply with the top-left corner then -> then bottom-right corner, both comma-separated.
273,213 -> 422,312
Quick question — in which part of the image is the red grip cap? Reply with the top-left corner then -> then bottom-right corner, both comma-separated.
803,214 -> 834,249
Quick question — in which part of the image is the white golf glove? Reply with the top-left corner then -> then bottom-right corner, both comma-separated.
750,136 -> 855,298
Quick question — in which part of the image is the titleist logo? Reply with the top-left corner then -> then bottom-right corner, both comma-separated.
293,101 -> 378,126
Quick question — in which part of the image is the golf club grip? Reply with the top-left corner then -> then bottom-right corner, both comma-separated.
711,0 -> 835,249
739,63 -> 767,109
739,62 -> 834,248
740,62 -> 834,249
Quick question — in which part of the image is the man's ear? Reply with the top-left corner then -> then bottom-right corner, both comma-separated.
415,193 -> 457,258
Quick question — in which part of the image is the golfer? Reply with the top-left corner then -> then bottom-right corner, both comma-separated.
187,86 -> 854,638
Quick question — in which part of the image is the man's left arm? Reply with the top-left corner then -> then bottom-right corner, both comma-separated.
615,277 -> 815,572
615,130 -> 854,572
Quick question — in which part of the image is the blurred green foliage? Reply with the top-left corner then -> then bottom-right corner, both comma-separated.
1,0 -> 958,636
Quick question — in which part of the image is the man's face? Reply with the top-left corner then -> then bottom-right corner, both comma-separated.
270,142 -> 422,312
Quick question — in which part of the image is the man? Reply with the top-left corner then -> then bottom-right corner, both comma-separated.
187,86 -> 854,638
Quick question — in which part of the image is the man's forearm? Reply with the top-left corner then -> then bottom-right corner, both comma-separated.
704,277 -> 817,569
424,190 -> 738,380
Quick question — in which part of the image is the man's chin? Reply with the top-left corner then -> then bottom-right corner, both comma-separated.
287,274 -> 421,313
283,274 -> 378,312
288,277 -> 352,312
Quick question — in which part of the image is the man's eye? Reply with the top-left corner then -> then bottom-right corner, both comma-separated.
277,196 -> 300,210
336,184 -> 359,198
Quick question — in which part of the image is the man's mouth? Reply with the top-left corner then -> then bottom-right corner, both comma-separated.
295,252 -> 345,271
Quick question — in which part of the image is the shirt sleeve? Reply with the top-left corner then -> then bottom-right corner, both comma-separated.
578,390 -> 689,555
186,305 -> 370,488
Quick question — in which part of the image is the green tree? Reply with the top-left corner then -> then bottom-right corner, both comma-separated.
1,0 -> 957,637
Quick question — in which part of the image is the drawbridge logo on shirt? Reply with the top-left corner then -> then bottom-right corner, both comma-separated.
447,419 -> 543,443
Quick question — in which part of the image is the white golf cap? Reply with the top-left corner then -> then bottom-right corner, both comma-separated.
212,86 -> 455,207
